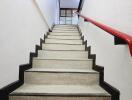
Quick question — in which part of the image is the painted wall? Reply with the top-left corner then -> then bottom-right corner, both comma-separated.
60,0 -> 80,8
0,0 -> 49,88
55,0 -> 60,24
35,0 -> 59,28
78,0 -> 132,100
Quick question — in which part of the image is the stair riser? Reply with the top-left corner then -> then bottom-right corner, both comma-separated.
53,28 -> 78,30
45,39 -> 83,45
50,33 -> 80,36
54,27 -> 77,29
10,96 -> 111,100
33,59 -> 93,69
24,72 -> 99,85
52,31 -> 79,33
52,28 -> 78,32
47,35 -> 81,39
37,51 -> 88,59
50,32 -> 80,34
54,26 -> 77,28
54,25 -> 77,28
53,28 -> 77,30
42,44 -> 85,51
53,27 -> 77,29
54,25 -> 77,27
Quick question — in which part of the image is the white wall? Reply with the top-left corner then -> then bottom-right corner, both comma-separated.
0,0 -> 49,88
60,0 -> 80,8
35,0 -> 59,28
55,0 -> 60,24
78,0 -> 132,100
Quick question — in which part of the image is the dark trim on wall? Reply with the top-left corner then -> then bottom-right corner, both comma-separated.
58,0 -> 60,24
77,26 -> 120,100
0,26 -> 54,100
60,8 -> 78,10
78,0 -> 82,12
78,0 -> 85,12
114,36 -> 127,45
49,24 -> 55,32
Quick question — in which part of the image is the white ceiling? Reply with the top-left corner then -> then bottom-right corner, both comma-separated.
60,0 -> 80,8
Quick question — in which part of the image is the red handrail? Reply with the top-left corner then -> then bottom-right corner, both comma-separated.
76,12 -> 132,56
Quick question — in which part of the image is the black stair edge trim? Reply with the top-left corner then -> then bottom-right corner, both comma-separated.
78,0 -> 85,12
45,38 -> 82,41
77,26 -> 120,100
87,46 -> 120,100
0,25 -> 54,100
47,38 -> 81,40
10,93 -> 110,97
114,36 -> 127,45
25,70 -> 98,74
77,26 -> 88,50
49,23 -> 55,32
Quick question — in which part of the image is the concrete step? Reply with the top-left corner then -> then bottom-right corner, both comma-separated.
26,68 -> 96,73
52,30 -> 79,33
53,26 -> 77,29
49,32 -> 80,36
53,28 -> 78,31
45,39 -> 83,45
37,50 -> 88,59
9,24 -> 111,100
24,69 -> 99,85
55,25 -> 77,28
47,35 -> 81,39
42,43 -> 85,51
53,27 -> 78,30
32,59 -> 93,70
10,84 -> 111,100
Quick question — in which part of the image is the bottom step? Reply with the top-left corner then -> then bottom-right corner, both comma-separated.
10,96 -> 110,100
10,84 -> 111,100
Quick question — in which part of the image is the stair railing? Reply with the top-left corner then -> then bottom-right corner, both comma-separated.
76,12 -> 132,56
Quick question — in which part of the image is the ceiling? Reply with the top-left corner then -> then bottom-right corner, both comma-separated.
60,0 -> 80,8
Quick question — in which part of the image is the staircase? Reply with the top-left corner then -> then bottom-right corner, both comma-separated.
9,25 -> 111,100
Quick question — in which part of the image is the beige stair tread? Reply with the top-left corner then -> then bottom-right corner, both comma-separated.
24,69 -> 99,85
37,50 -> 88,59
49,33 -> 80,36
47,35 -> 81,40
49,32 -> 80,35
53,28 -> 78,30
54,26 -> 77,28
52,31 -> 79,33
33,59 -> 93,69
11,84 -> 110,96
45,39 -> 82,45
26,68 -> 98,73
42,43 -> 85,51
34,57 -> 89,61
50,31 -> 79,33
55,25 -> 76,27
55,24 -> 76,26
54,28 -> 77,30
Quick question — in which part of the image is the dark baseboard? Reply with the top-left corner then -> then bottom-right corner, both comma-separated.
78,0 -> 85,12
49,24 -> 55,32
114,36 -> 127,45
77,26 -> 120,100
0,26 -> 54,100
